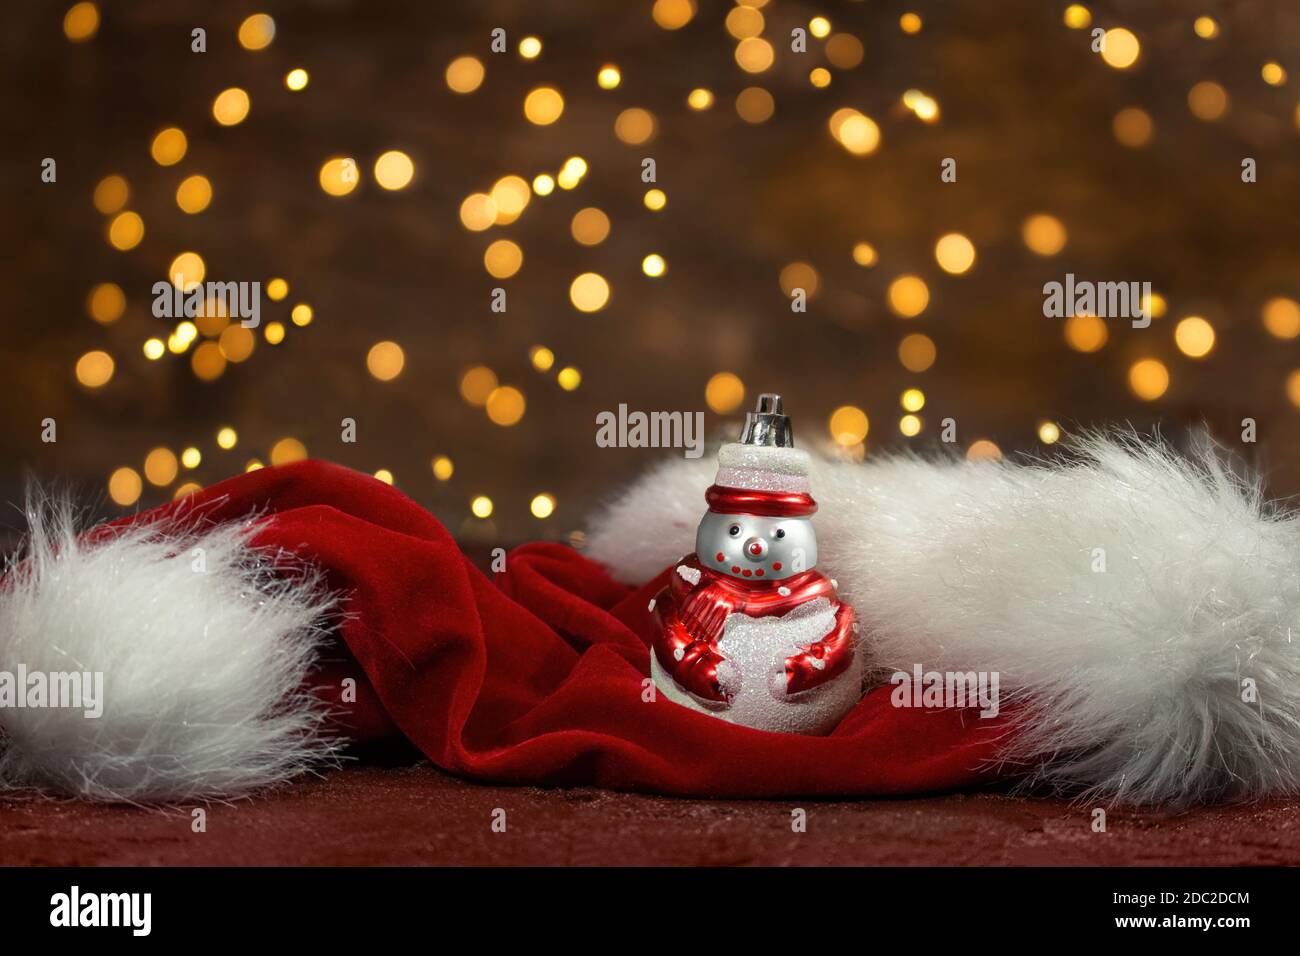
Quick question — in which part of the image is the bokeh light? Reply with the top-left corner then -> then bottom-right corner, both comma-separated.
108,467 -> 142,506
826,34 -> 864,69
367,341 -> 406,381
597,65 -> 621,89
898,333 -> 936,372
529,346 -> 555,372
1174,316 -> 1215,358
829,406 -> 869,446
270,438 -> 308,465
320,157 -> 360,196
374,150 -> 415,190
652,0 -> 696,31
460,193 -> 497,231
212,88 -> 251,126
63,2 -> 99,42
176,174 -> 212,214
446,56 -> 485,93
93,175 -> 129,214
687,88 -> 714,110
87,283 -> 125,324
778,262 -> 818,299
486,386 -> 526,426
1113,107 -> 1153,148
1128,359 -> 1170,400
1063,5 -> 1091,29
524,87 -> 565,125
571,207 -> 610,245
1262,298 -> 1300,339
735,87 -> 775,123
75,350 -> 114,388
484,239 -> 524,278
614,108 -> 657,144
1022,214 -> 1067,256
1100,28 -> 1140,70
887,275 -> 930,317
728,7 -> 765,39
735,37 -> 775,73
191,341 -> 226,381
237,13 -> 275,51
1063,313 -> 1108,352
143,447 -> 178,486
1187,81 -> 1229,121
934,233 -> 976,274
150,127 -> 187,166
107,211 -> 144,250
460,366 -> 498,406
705,372 -> 746,414
570,273 -> 610,312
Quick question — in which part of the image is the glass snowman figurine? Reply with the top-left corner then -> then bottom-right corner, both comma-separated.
648,394 -> 864,735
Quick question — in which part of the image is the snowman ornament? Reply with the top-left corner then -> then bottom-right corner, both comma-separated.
649,394 -> 865,735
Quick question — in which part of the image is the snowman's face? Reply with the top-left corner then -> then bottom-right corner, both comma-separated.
696,511 -> 818,581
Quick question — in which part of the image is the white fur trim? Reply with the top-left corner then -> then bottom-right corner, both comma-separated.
0,497 -> 338,803
588,433 -> 1300,806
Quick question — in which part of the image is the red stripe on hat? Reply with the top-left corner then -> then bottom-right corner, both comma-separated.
705,485 -> 817,517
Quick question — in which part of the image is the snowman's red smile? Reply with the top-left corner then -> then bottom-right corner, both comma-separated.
715,553 -> 781,578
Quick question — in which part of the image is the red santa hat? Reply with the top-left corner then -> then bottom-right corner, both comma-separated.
706,393 -> 817,517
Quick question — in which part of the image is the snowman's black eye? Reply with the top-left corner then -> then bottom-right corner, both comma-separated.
775,528 -> 786,539
728,524 -> 741,536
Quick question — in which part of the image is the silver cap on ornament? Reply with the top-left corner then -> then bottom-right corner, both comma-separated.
738,393 -> 794,448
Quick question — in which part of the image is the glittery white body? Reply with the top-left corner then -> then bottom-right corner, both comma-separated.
651,597 -> 865,735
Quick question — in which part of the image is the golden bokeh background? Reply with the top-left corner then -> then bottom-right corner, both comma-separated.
8,1 -> 1300,542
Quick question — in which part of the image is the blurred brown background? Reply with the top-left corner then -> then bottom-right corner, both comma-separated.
6,0 -> 1300,544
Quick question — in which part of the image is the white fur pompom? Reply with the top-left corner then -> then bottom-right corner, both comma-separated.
0,499 -> 338,803
587,433 -> 1300,806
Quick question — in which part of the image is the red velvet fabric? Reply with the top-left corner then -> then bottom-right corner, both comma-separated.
127,460 -> 1016,798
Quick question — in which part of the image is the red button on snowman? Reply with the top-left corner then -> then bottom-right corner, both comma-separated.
649,394 -> 864,735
